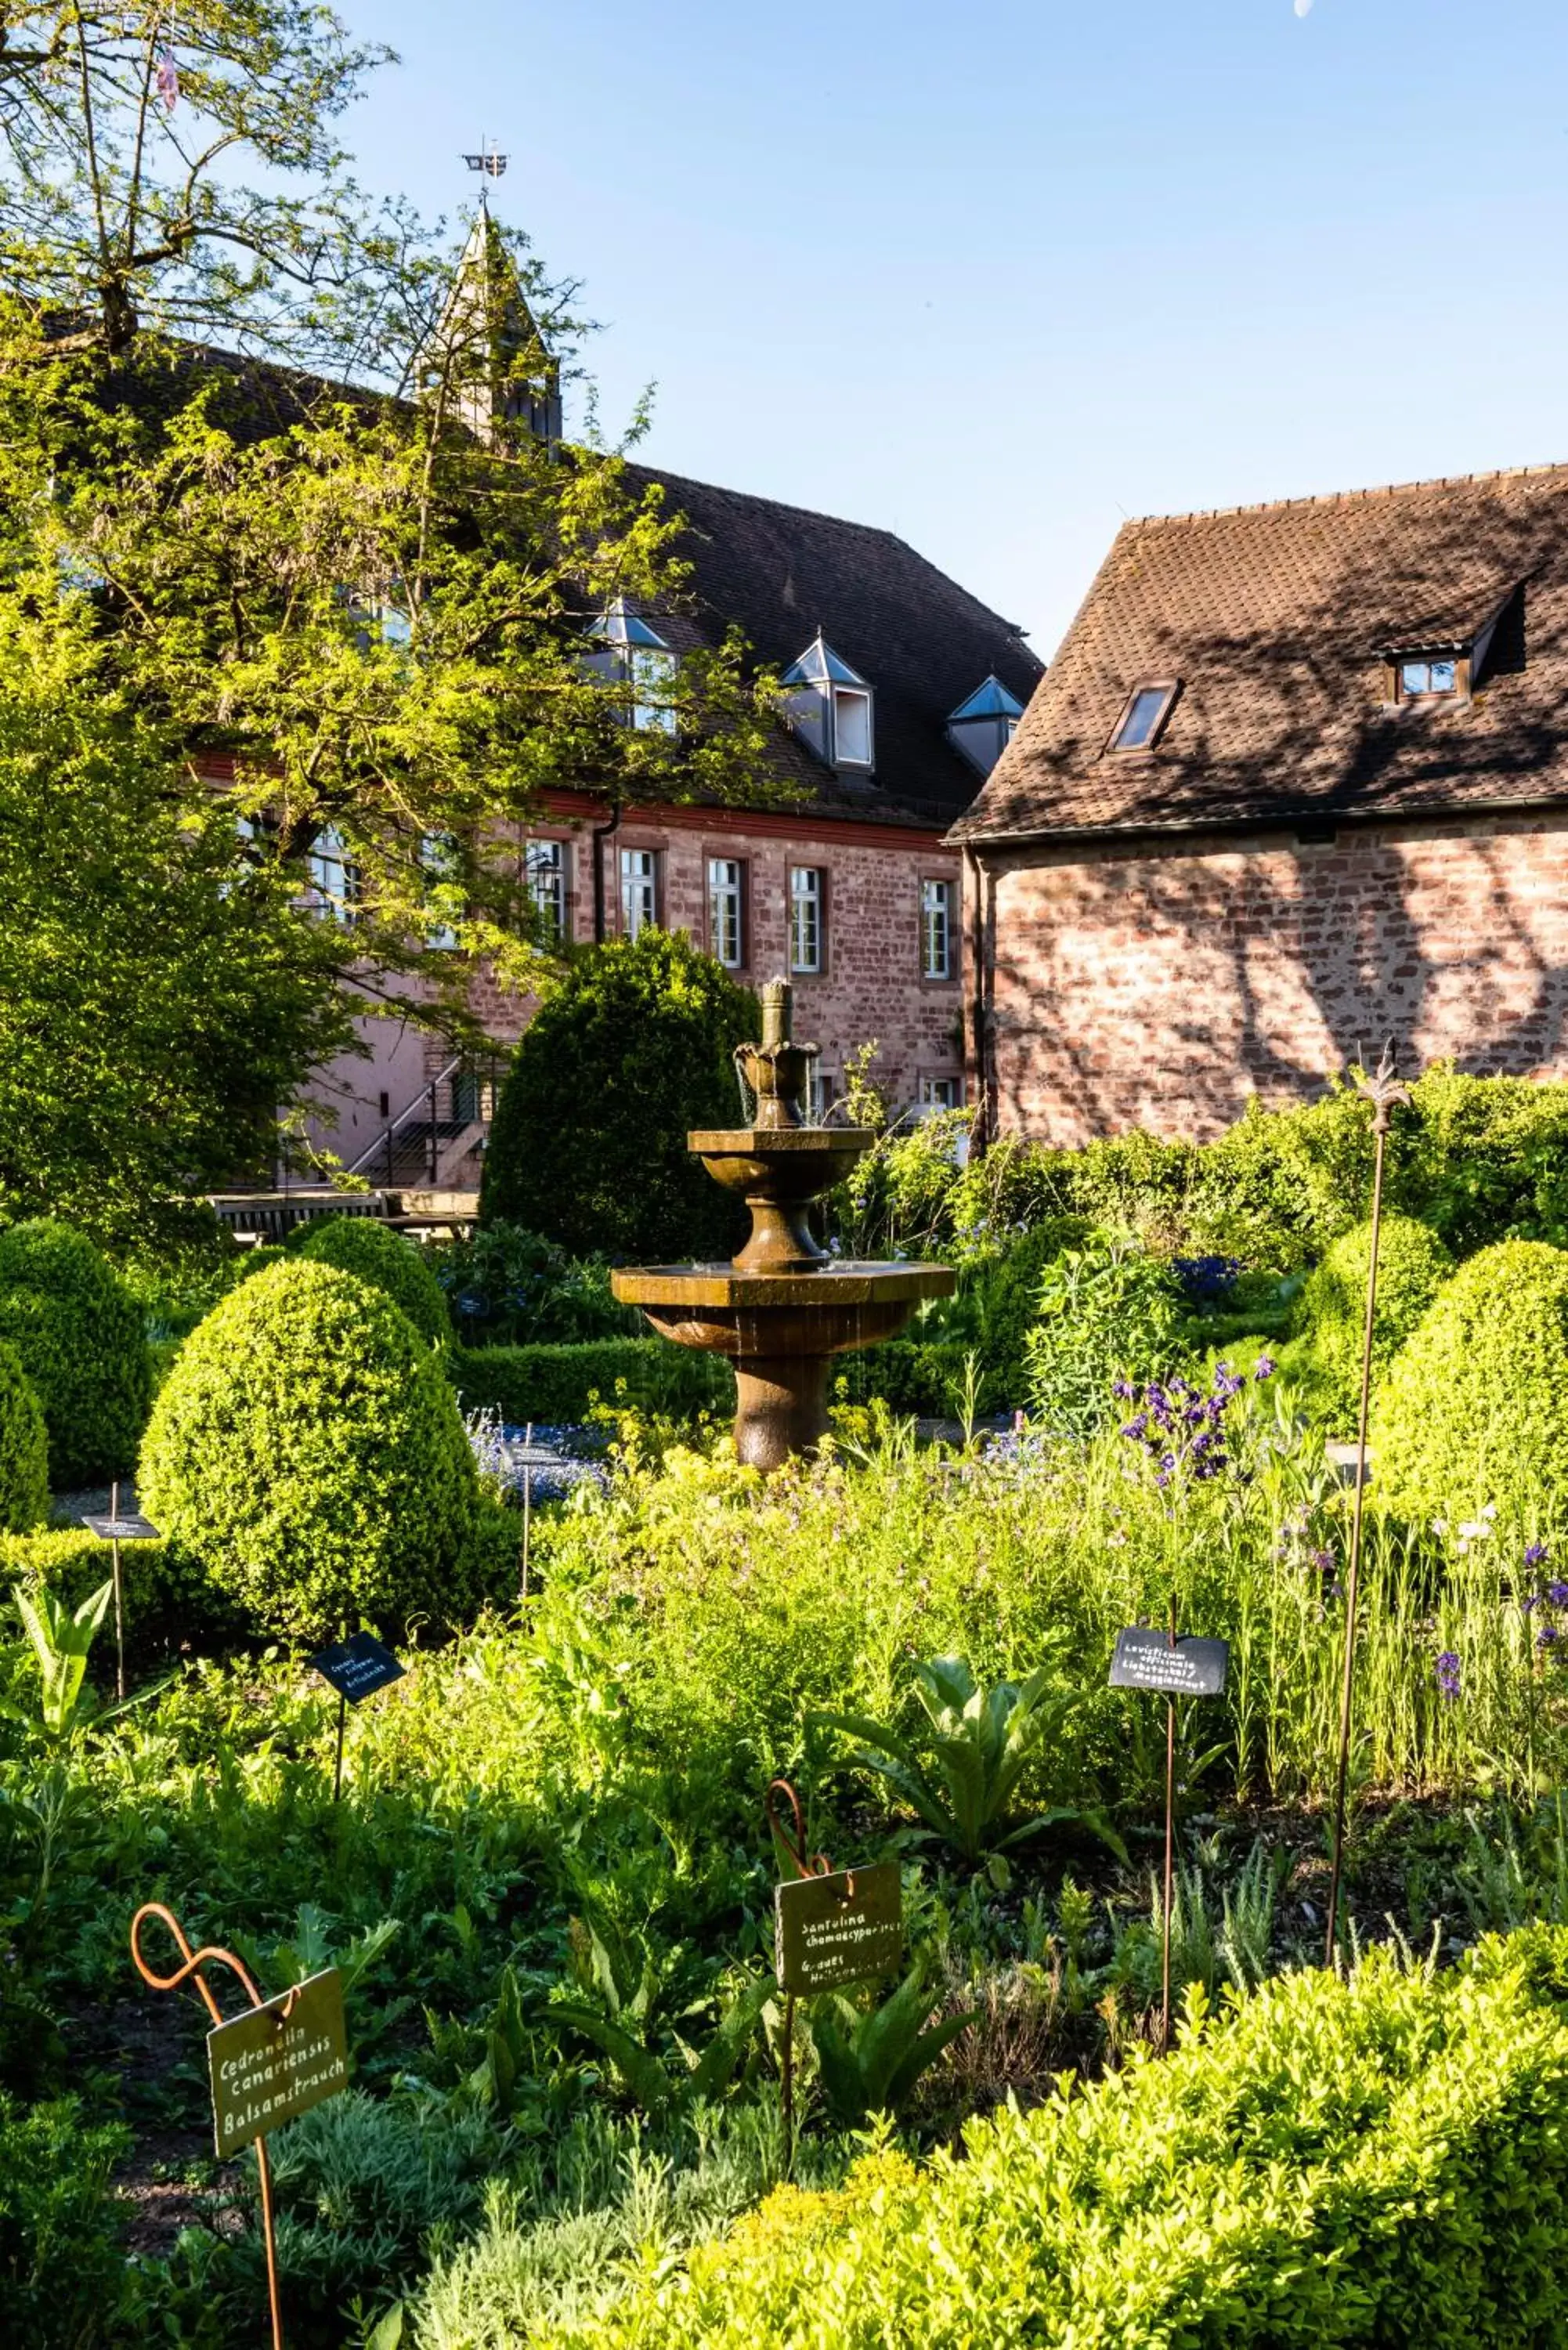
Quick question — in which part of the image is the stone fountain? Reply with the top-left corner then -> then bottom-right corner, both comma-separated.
612,979 -> 955,1469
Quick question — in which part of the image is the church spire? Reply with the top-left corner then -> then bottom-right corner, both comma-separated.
425,149 -> 562,448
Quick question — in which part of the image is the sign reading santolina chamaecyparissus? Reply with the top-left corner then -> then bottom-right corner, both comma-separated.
775,1863 -> 903,1996
207,1967 -> 348,2159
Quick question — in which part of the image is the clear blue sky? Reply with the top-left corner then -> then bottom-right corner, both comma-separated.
334,1 -> 1568,656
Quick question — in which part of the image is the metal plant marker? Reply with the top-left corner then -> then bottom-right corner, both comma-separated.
1324,1040 -> 1411,1969
79,1478 -> 160,1701
1108,1616 -> 1230,2053
130,1905 -> 294,2350
766,1777 -> 901,2142
307,1632 -> 406,1802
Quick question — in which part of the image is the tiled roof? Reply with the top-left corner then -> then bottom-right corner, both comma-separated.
626,465 -> 1042,826
951,464 -> 1568,844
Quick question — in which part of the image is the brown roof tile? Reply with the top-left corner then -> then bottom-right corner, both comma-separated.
950,464 -> 1568,844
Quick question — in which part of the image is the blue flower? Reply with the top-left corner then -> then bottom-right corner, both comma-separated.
1254,1355 -> 1276,1381
1435,1650 -> 1461,1700
1525,1541 -> 1550,1570
1548,1582 -> 1568,1610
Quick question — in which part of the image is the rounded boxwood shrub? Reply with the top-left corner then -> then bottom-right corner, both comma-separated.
139,1259 -> 480,1641
291,1215 -> 449,1348
0,1220 -> 150,1486
1372,1239 -> 1568,1527
480,927 -> 757,1263
0,1342 -> 47,1534
1289,1213 -> 1454,1434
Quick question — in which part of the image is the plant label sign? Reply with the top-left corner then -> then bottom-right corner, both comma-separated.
775,1862 -> 902,1995
81,1509 -> 160,1542
307,1631 -> 406,1703
208,1966 -> 348,2159
1109,1629 -> 1230,1698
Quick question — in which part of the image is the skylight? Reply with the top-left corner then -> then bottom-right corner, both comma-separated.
1108,682 -> 1178,753
948,674 -> 1026,776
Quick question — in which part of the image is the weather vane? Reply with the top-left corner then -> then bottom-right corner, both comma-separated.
463,142 -> 508,180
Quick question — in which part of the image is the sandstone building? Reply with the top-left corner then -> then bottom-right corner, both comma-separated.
951,465 -> 1568,1144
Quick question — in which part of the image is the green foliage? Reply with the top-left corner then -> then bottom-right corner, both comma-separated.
139,1259 -> 480,1641
1373,1240 -> 1568,1530
432,1222 -> 636,1347
12,1578 -> 112,1740
451,1340 -> 734,1427
843,1223 -> 1090,1420
547,1902 -> 771,2119
292,1216 -> 450,1349
481,931 -> 757,1262
0,1220 -> 151,1485
818,1657 -> 1109,1866
0,1343 -> 46,1535
563,1928 -> 1568,2348
1288,1214 -> 1454,1434
0,2094 -> 132,2347
0,1528 -> 216,1645
1024,1234 -> 1187,1434
807,1966 -> 977,2129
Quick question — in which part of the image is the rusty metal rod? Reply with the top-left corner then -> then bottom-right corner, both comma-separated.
131,1904 -> 287,2350
1162,1596 -> 1176,2055
1324,1047 -> 1407,1969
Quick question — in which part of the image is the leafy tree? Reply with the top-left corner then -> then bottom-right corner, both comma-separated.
481,929 -> 757,1263
0,5 -> 782,1229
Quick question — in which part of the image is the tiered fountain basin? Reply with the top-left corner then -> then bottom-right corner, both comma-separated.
612,1123 -> 953,1470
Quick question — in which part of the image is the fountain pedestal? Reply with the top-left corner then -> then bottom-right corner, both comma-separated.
612,982 -> 954,1469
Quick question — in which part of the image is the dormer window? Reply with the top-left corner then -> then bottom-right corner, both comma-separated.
1399,658 -> 1458,700
947,674 -> 1025,776
1107,681 -> 1180,754
585,598 -> 678,735
782,634 -> 876,774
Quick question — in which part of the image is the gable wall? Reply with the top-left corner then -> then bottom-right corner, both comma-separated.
981,810 -> 1568,1144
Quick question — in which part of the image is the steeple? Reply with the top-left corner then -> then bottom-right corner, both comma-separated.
425,156 -> 563,448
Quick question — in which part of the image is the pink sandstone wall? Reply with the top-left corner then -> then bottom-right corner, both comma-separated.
983,811 -> 1568,1144
305,804 -> 966,1163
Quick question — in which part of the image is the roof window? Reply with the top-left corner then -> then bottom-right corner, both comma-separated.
947,674 -> 1025,776
1398,658 -> 1458,700
782,634 -> 875,774
584,598 -> 678,734
1107,680 -> 1179,754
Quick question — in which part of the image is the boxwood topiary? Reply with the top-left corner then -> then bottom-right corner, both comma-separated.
1288,1213 -> 1454,1434
139,1259 -> 480,1641
1372,1239 -> 1568,1528
291,1215 -> 449,1348
0,1220 -> 150,1486
0,1341 -> 47,1534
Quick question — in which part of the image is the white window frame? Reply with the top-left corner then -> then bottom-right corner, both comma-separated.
832,685 -> 874,768
919,1075 -> 962,1113
920,877 -> 956,981
789,866 -> 825,975
307,826 -> 360,925
620,845 -> 659,938
708,855 -> 746,969
525,838 -> 569,943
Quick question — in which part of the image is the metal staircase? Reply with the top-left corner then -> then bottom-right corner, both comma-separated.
345,1059 -> 498,1190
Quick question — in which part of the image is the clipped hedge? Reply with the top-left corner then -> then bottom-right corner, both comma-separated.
1373,1238 -> 1568,1528
0,1529 -> 218,1642
1288,1213 -> 1454,1434
140,1260 -> 480,1642
0,1220 -> 150,1485
290,1214 -> 450,1349
0,1342 -> 47,1534
451,1340 -> 734,1427
562,1929 -> 1568,2349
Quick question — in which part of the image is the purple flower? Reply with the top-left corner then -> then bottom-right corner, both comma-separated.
1541,1625 -> 1562,1651
1435,1650 -> 1461,1701
1548,1582 -> 1568,1610
1254,1354 -> 1277,1380
1120,1413 -> 1150,1441
1311,1549 -> 1335,1575
1525,1542 -> 1550,1570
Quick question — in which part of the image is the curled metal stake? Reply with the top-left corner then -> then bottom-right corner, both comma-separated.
1324,1041 -> 1411,1972
766,1776 -> 850,2157
131,1904 -> 289,2350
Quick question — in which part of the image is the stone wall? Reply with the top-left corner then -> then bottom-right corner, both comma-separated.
981,810 -> 1568,1144
305,799 -> 966,1165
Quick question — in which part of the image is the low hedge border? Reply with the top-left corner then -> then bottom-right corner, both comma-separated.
558,1925 -> 1568,2348
450,1340 -> 733,1427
